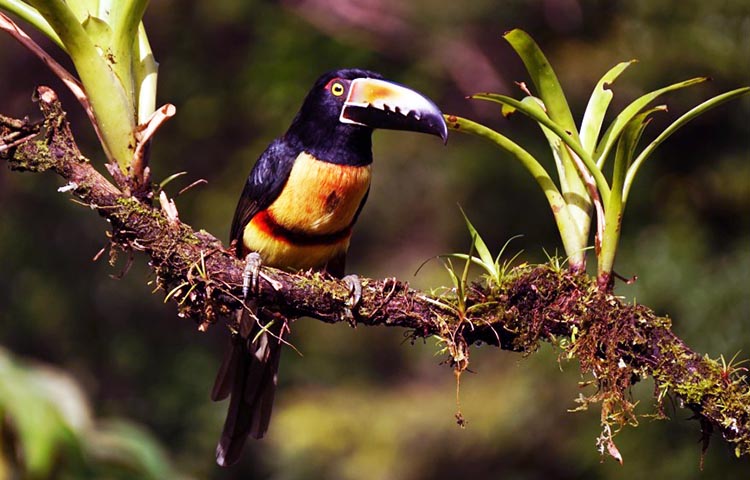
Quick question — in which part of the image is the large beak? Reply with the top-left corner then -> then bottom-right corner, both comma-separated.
340,78 -> 448,144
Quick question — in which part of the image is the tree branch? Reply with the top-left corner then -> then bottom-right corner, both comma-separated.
2,87 -> 748,462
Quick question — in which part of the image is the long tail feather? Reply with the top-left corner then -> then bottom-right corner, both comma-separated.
214,310 -> 283,466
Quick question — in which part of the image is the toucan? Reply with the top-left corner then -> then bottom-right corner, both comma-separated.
211,68 -> 448,466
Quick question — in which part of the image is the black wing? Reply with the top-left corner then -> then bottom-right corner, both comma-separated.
229,138 -> 300,257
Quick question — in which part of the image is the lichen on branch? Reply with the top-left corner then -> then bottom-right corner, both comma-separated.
1,87 -> 748,463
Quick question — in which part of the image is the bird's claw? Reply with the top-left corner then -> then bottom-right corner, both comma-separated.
341,274 -> 362,327
242,252 -> 262,300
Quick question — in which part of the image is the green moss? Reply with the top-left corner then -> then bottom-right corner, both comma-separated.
439,260 -> 750,459
9,141 -> 54,172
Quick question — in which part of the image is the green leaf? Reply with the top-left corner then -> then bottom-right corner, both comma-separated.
472,94 -> 573,150
0,0 -> 64,48
515,96 -> 591,260
442,257 -> 458,285
458,206 -> 496,277
134,23 -> 158,123
61,0 -> 98,23
446,114 -> 584,267
471,93 -> 611,205
459,236 -> 475,304
0,349 -> 82,478
522,96 -> 591,207
81,14 -> 112,47
614,108 -> 662,197
443,253 -> 493,274
110,0 -> 150,56
503,28 -> 580,142
580,60 -> 636,154
494,234 -> 524,266
109,0 -> 150,109
446,114 -> 562,205
440,257 -> 462,311
26,0 -> 137,168
0,348 -> 188,478
598,108 -> 663,279
85,420 -> 177,480
500,102 -> 516,118
623,86 -> 750,201
158,171 -> 188,190
594,76 -> 709,169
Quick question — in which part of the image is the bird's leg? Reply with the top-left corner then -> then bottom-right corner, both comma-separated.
242,252 -> 263,300
341,274 -> 362,327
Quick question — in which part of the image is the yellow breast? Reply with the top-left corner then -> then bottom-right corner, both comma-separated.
269,152 -> 372,234
242,152 -> 371,270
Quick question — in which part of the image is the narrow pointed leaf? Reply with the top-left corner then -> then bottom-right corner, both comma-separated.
472,93 -> 611,205
494,234 -> 524,267
446,115 -> 561,202
442,253 -> 494,276
626,106 -> 666,169
442,258 -> 460,291
0,0 -> 64,48
599,109 -> 660,279
580,60 -> 636,154
504,28 -> 580,142
518,96 -> 591,244
458,207 -> 496,277
623,86 -> 750,201
446,115 -> 584,265
460,236 -> 475,297
614,108 -> 661,196
594,76 -> 708,169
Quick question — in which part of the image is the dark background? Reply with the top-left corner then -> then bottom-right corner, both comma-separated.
1,0 -> 749,478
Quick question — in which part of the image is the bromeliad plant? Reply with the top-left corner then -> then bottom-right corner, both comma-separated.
0,0 -> 171,192
447,29 -> 750,291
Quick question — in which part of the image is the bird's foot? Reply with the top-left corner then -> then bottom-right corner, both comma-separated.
242,252 -> 263,300
341,274 -> 362,328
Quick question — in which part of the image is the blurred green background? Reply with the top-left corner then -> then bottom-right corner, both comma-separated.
1,0 -> 749,478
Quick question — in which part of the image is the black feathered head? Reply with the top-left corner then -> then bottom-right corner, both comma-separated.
285,68 -> 447,163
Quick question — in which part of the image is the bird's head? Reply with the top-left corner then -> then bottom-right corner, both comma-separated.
286,69 -> 447,162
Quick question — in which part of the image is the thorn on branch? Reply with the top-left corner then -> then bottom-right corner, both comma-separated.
0,114 -> 41,154
613,270 -> 638,285
159,190 -> 180,223
132,104 -> 176,191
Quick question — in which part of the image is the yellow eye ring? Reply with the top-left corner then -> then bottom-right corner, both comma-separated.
331,82 -> 345,97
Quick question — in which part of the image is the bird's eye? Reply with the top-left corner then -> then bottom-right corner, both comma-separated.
331,82 -> 345,97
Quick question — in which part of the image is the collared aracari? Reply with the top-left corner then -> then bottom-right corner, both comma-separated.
211,68 -> 447,466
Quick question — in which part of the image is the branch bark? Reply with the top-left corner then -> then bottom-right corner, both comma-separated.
2,87 -> 748,462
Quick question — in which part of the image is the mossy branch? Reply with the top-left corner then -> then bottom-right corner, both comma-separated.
1,88 -> 748,463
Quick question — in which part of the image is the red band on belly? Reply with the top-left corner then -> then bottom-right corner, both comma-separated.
251,210 -> 352,246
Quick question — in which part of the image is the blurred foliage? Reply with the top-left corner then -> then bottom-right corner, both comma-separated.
1,0 -> 749,478
0,347 -> 188,479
